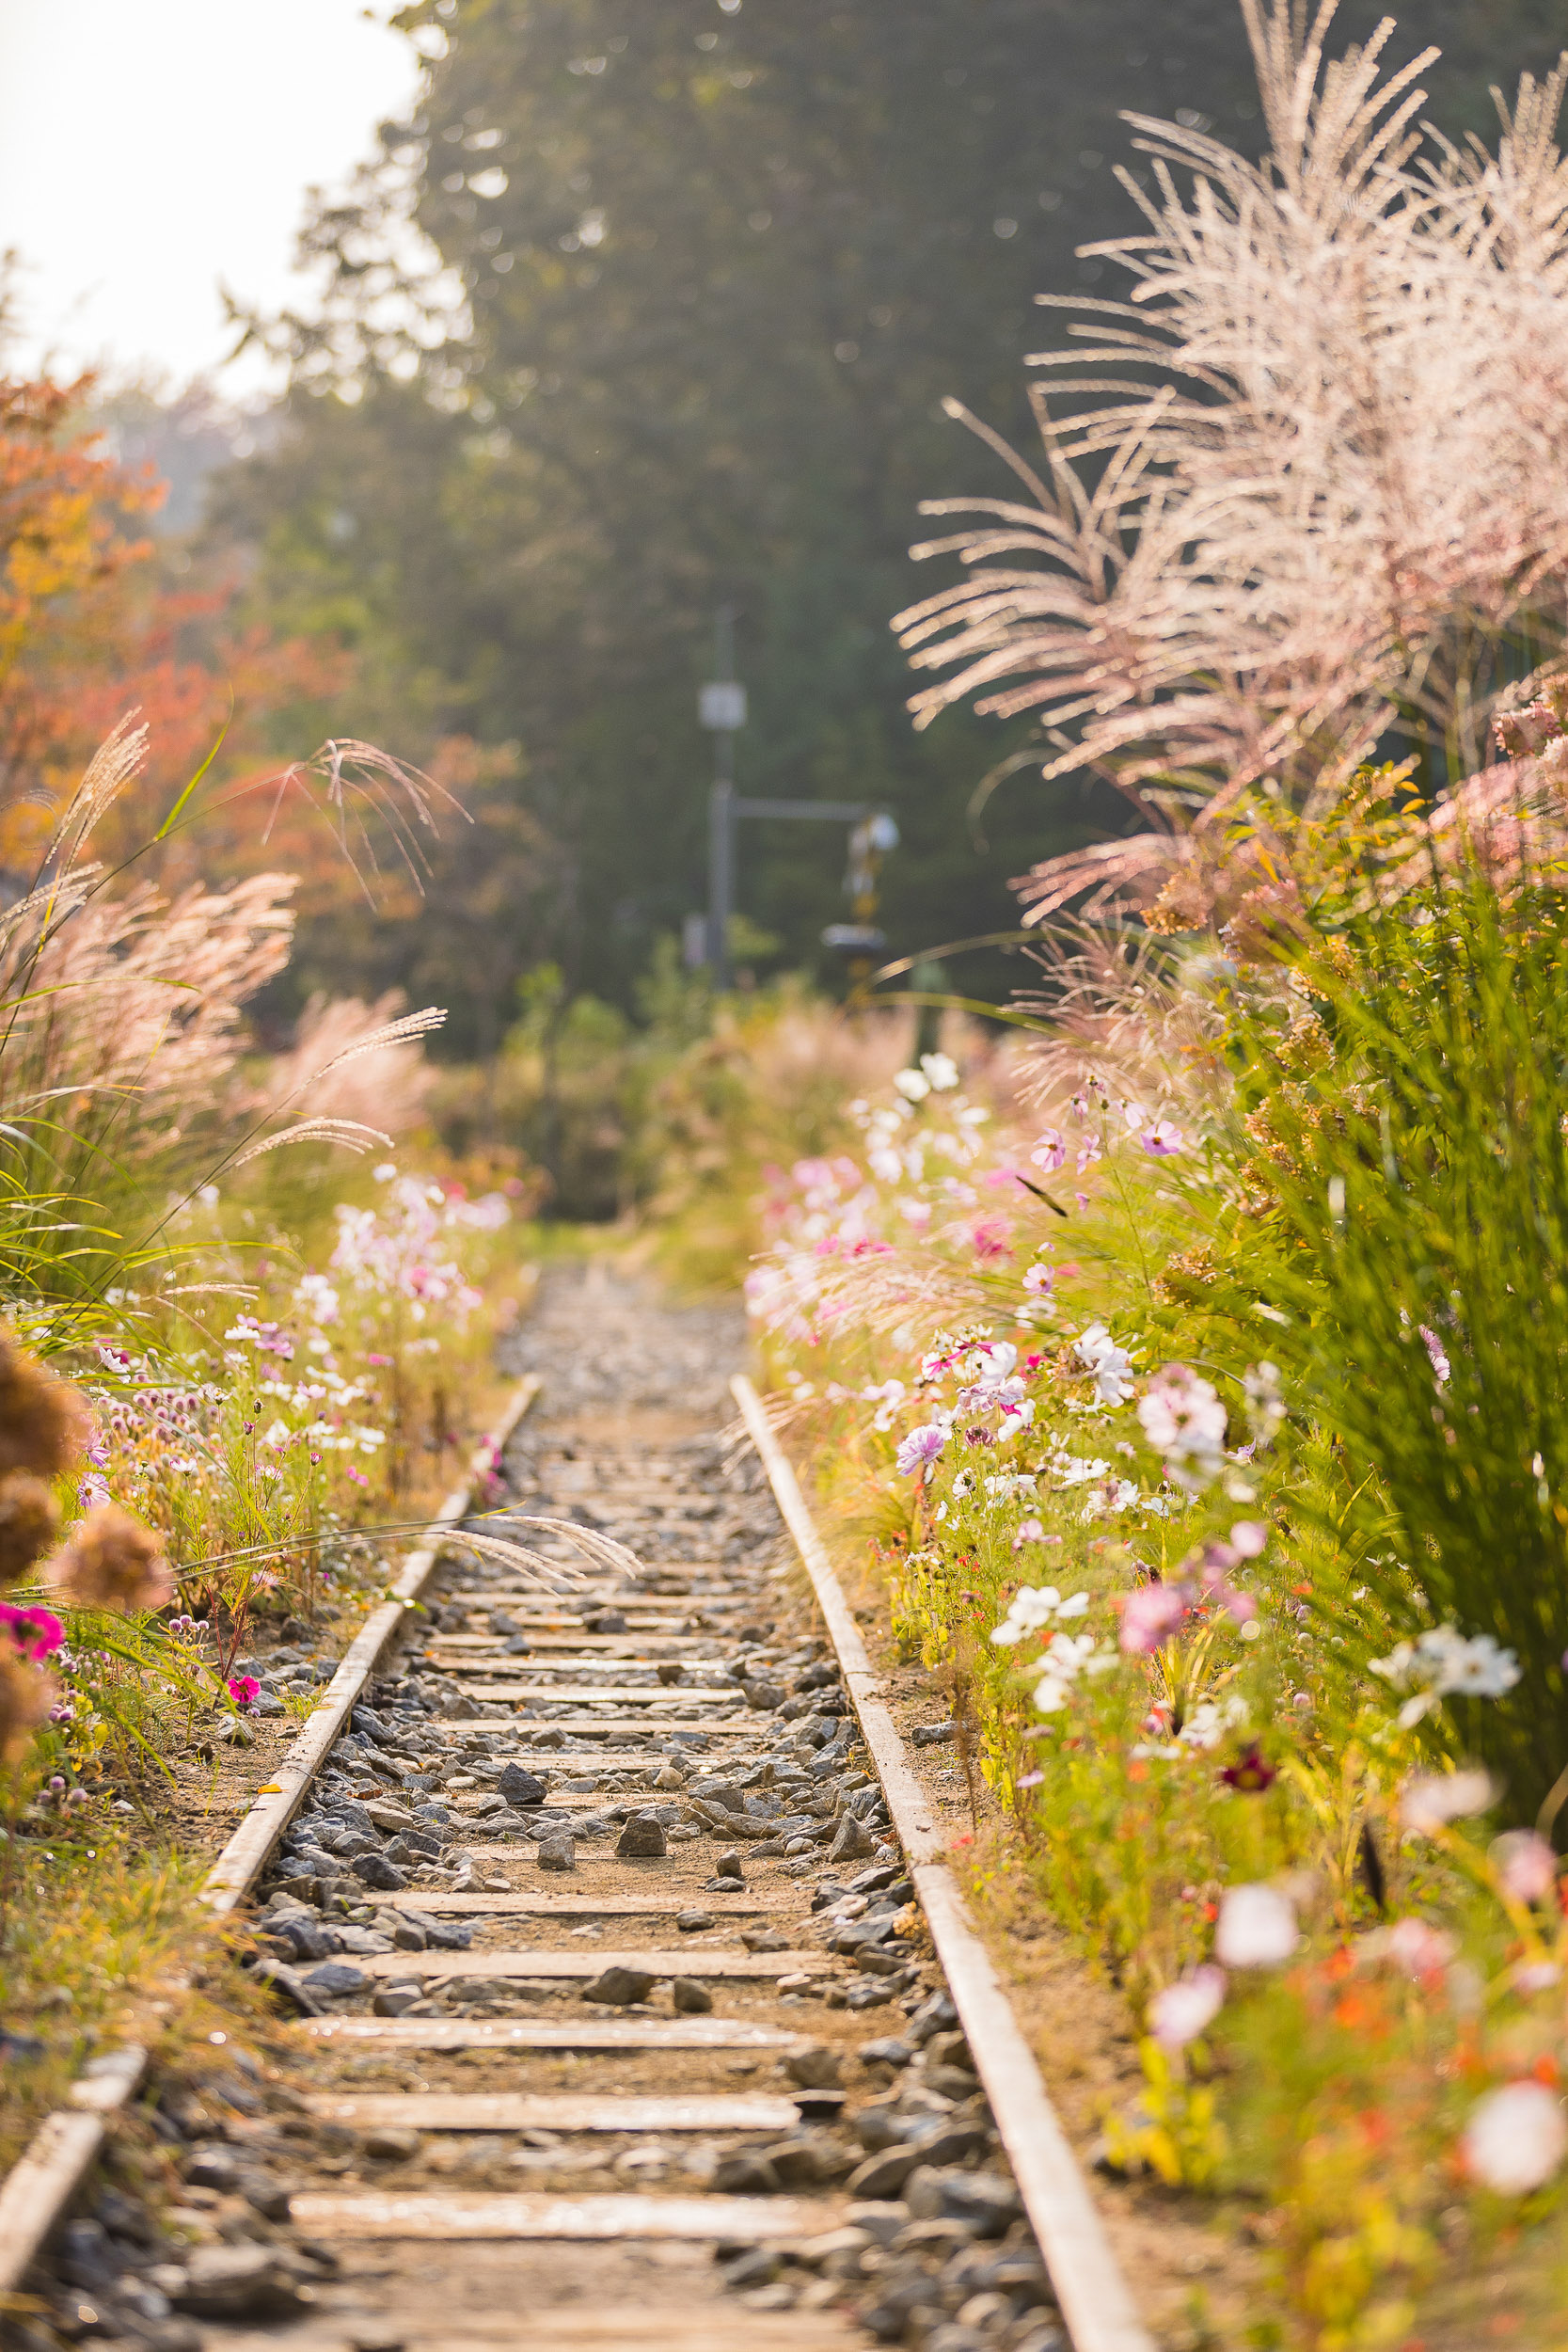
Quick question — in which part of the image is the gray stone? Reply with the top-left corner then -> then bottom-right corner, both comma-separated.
743,1680 -> 786,1711
845,2145 -> 923,2200
184,2148 -> 237,2193
912,2125 -> 990,2168
912,1722 -> 956,1747
251,1959 -> 324,2016
394,1905 -> 467,1948
584,1610 -> 627,1634
675,1909 -> 715,1932
671,1977 -> 713,2014
758,2132 -> 852,2187
372,1985 -> 423,2017
713,2152 -> 781,2195
264,1915 -> 339,1963
715,1850 -> 744,1880
716,2246 -> 778,2288
334,1926 -> 395,1956
536,1836 -> 577,1872
583,1965 -> 657,2007
830,1814 -> 877,1864
857,2037 -> 915,2069
784,2044 -> 841,2090
908,1992 -> 959,2043
656,1662 -> 686,1685
167,2247 -> 308,2321
364,2125 -> 421,2161
302,1961 -> 372,2000
352,1852 -> 408,1893
363,1800 -> 416,1832
498,1764 -> 547,1806
236,2169 -> 293,2222
904,2167 -> 1020,2237
845,2202 -> 912,2248
616,1813 -> 667,1859
926,2064 -> 983,2102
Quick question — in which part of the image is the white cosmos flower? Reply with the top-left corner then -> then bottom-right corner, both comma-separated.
920,1052 -> 960,1091
1371,1625 -> 1521,1725
1148,1965 -> 1227,2050
1214,1883 -> 1299,1968
1052,1453 -> 1111,1487
1463,2081 -> 1568,2195
992,1586 -> 1063,1642
894,1067 -> 930,1101
1074,1323 -> 1135,1406
1400,1768 -> 1497,1835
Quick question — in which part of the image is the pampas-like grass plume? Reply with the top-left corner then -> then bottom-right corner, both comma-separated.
895,1 -> 1568,930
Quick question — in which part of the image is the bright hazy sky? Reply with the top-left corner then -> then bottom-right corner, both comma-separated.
0,1 -> 422,393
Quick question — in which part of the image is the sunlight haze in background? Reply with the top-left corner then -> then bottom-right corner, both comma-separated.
0,0 -> 420,393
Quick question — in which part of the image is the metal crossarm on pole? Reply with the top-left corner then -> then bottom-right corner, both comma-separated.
732,797 -> 873,822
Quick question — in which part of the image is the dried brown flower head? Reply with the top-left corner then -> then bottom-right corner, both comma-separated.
0,1473 -> 61,1593
0,1650 -> 55,1768
51,1504 -> 173,1614
0,1339 -> 89,1483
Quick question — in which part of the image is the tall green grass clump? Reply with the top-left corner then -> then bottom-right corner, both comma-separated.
1245,875 -> 1568,1828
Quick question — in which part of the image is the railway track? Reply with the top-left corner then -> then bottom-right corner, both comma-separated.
2,1268 -> 1150,2352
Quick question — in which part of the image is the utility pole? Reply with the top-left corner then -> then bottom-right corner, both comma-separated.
695,600 -> 898,990
700,604 -> 745,990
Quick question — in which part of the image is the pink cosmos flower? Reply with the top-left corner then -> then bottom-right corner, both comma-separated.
1022,1263 -> 1054,1295
1118,1581 -> 1194,1654
0,1603 -> 65,1662
1140,1120 -> 1184,1156
1491,1829 -> 1559,1905
895,1422 -> 947,1476
1386,1917 -> 1456,1979
1031,1129 -> 1068,1174
228,1676 -> 261,1710
1148,1964 -> 1226,2049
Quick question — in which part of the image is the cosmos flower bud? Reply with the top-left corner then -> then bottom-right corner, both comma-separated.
50,1504 -> 174,1614
0,1650 -> 55,1767
0,1339 -> 89,1484
0,1472 -> 61,1593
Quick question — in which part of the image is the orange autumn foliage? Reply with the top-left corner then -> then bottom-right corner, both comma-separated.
0,370 -> 350,898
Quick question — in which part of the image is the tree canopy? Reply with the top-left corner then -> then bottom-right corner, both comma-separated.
214,0 -> 1566,1046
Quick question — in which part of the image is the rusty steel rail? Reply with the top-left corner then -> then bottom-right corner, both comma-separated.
732,1373 -> 1157,2352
